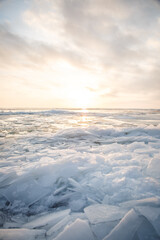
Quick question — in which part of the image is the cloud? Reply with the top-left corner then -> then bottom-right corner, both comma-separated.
22,1 -> 160,69
0,23 -> 89,71
0,0 -> 160,107
0,24 -> 55,69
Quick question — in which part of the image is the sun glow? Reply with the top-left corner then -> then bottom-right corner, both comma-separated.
68,88 -> 94,108
50,60 -> 99,108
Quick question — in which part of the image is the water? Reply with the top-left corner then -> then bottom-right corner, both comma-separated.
0,109 -> 160,239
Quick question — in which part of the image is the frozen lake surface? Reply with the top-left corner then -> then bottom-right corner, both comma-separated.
0,109 -> 160,240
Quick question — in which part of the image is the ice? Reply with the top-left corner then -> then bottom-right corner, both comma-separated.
47,215 -> 71,237
103,209 -> 144,240
152,216 -> 160,236
103,209 -> 160,240
0,108 -> 160,239
23,209 -> 70,229
135,206 -> 160,222
134,217 -> 160,240
53,186 -> 67,196
2,176 -> 50,206
0,172 -> 17,188
135,206 -> 160,236
46,213 -> 87,238
0,212 -> 5,227
54,128 -> 92,139
90,221 -> 119,240
3,221 -> 23,228
53,218 -> 95,240
69,198 -> 86,211
147,157 -> 160,179
120,197 -> 160,209
68,177 -> 82,190
84,204 -> 126,224
0,228 -> 45,240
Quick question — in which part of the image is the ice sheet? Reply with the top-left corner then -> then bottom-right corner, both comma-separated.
53,218 -> 95,240
0,108 -> 160,239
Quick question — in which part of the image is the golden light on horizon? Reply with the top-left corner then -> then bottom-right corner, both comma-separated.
67,87 -> 94,109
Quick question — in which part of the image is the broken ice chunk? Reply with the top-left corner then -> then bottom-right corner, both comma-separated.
47,215 -> 71,237
54,218 -> 95,240
0,228 -> 45,240
0,211 -> 5,227
2,178 -> 50,206
135,206 -> 160,222
135,216 -> 160,240
69,198 -> 86,212
119,197 -> 160,209
0,172 -> 17,188
152,215 -> 160,237
147,158 -> 160,179
103,208 -> 160,240
23,209 -> 70,229
53,186 -> 67,196
84,204 -> 126,224
3,221 -> 23,228
135,206 -> 160,237
90,221 -> 119,240
68,178 -> 82,190
47,212 -> 87,238
103,209 -> 144,240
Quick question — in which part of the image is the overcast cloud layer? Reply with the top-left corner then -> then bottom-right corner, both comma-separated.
0,0 -> 160,108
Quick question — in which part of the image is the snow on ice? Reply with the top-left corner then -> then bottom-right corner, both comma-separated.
0,109 -> 160,239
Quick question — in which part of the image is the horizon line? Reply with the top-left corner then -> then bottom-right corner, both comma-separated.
0,107 -> 160,110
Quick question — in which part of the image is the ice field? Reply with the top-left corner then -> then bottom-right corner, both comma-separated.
0,109 -> 160,240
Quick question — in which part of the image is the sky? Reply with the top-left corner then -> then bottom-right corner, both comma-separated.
0,0 -> 160,109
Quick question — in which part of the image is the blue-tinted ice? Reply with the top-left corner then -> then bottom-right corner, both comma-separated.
0,109 -> 160,239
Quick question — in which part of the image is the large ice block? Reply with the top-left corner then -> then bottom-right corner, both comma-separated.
90,221 -> 119,240
135,216 -> 160,240
147,158 -> 160,179
103,208 -> 160,240
47,213 -> 86,238
23,209 -> 70,229
0,172 -> 17,188
53,218 -> 95,240
135,206 -> 160,222
103,209 -> 144,240
84,204 -> 126,224
47,215 -> 71,237
2,177 -> 50,206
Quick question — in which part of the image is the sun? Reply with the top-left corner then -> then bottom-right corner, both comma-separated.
54,60 -> 98,108
68,88 -> 94,109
